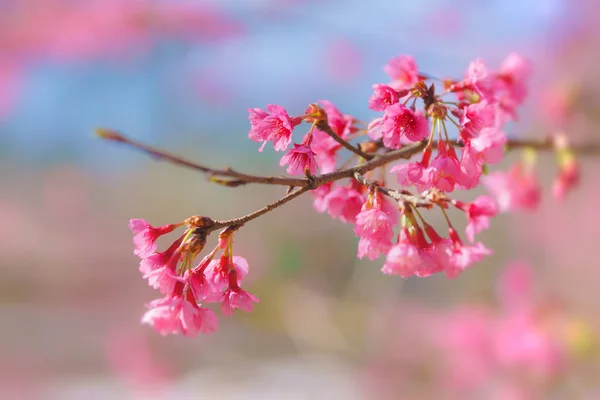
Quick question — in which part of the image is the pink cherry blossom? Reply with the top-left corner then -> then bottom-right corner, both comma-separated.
469,127 -> 506,164
382,240 -> 422,278
378,103 -> 428,149
390,161 -> 427,191
445,242 -> 492,278
138,240 -> 184,295
354,197 -> 396,260
204,255 -> 250,291
497,52 -> 532,107
483,164 -> 541,212
459,100 -> 496,140
142,296 -> 218,337
368,84 -> 399,111
247,104 -> 302,152
129,219 -> 181,258
221,287 -> 260,316
458,144 -> 483,189
383,55 -> 419,90
427,142 -> 463,192
459,196 -> 498,242
279,136 -> 318,176
320,183 -> 365,223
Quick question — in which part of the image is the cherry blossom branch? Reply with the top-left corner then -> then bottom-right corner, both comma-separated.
209,186 -> 311,231
315,120 -> 373,160
353,172 -> 433,208
95,128 -> 307,187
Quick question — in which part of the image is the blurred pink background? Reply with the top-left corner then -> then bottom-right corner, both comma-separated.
1,1 -> 599,399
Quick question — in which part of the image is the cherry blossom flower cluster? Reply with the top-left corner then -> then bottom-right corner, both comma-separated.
129,217 -> 258,337
247,53 -> 550,279
114,52 -> 594,337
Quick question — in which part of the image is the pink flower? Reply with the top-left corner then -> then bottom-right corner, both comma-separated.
445,242 -> 491,278
483,164 -> 541,212
221,287 -> 260,316
383,55 -> 419,90
129,219 -> 181,258
427,142 -> 463,192
279,135 -> 318,175
247,104 -> 302,152
458,196 -> 498,242
459,101 -> 496,140
354,197 -> 396,260
320,183 -> 365,223
368,84 -> 399,111
379,103 -> 428,149
382,240 -> 422,278
204,255 -> 249,291
469,127 -> 506,164
497,52 -> 532,107
390,161 -> 429,192
142,296 -> 218,337
458,144 -> 482,189
138,240 -> 183,295
312,182 -> 333,213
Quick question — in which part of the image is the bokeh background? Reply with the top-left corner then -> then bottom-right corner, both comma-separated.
1,1 -> 599,399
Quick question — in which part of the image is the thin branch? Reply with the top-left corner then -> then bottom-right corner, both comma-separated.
210,186 -> 311,231
315,120 -> 373,160
353,172 -> 432,208
95,128 -> 307,187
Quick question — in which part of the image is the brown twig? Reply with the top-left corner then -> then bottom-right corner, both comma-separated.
315,120 -> 373,160
209,186 -> 311,231
353,172 -> 432,208
95,128 -> 307,187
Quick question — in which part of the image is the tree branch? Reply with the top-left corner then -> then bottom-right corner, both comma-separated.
315,120 -> 373,160
210,186 -> 311,231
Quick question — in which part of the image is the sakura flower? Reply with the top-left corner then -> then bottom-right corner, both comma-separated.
382,240 -> 422,278
320,183 -> 365,223
383,55 -> 420,90
378,103 -> 428,149
368,84 -> 399,111
354,196 -> 396,260
129,219 -> 181,258
142,296 -> 218,337
312,182 -> 333,213
445,242 -> 491,278
280,135 -> 318,175
204,255 -> 250,291
390,162 -> 427,192
220,269 -> 259,315
221,287 -> 260,316
497,52 -> 532,107
138,240 -> 183,296
457,196 -> 498,242
469,127 -> 506,164
427,141 -> 463,192
483,164 -> 541,212
459,100 -> 496,140
247,104 -> 302,151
